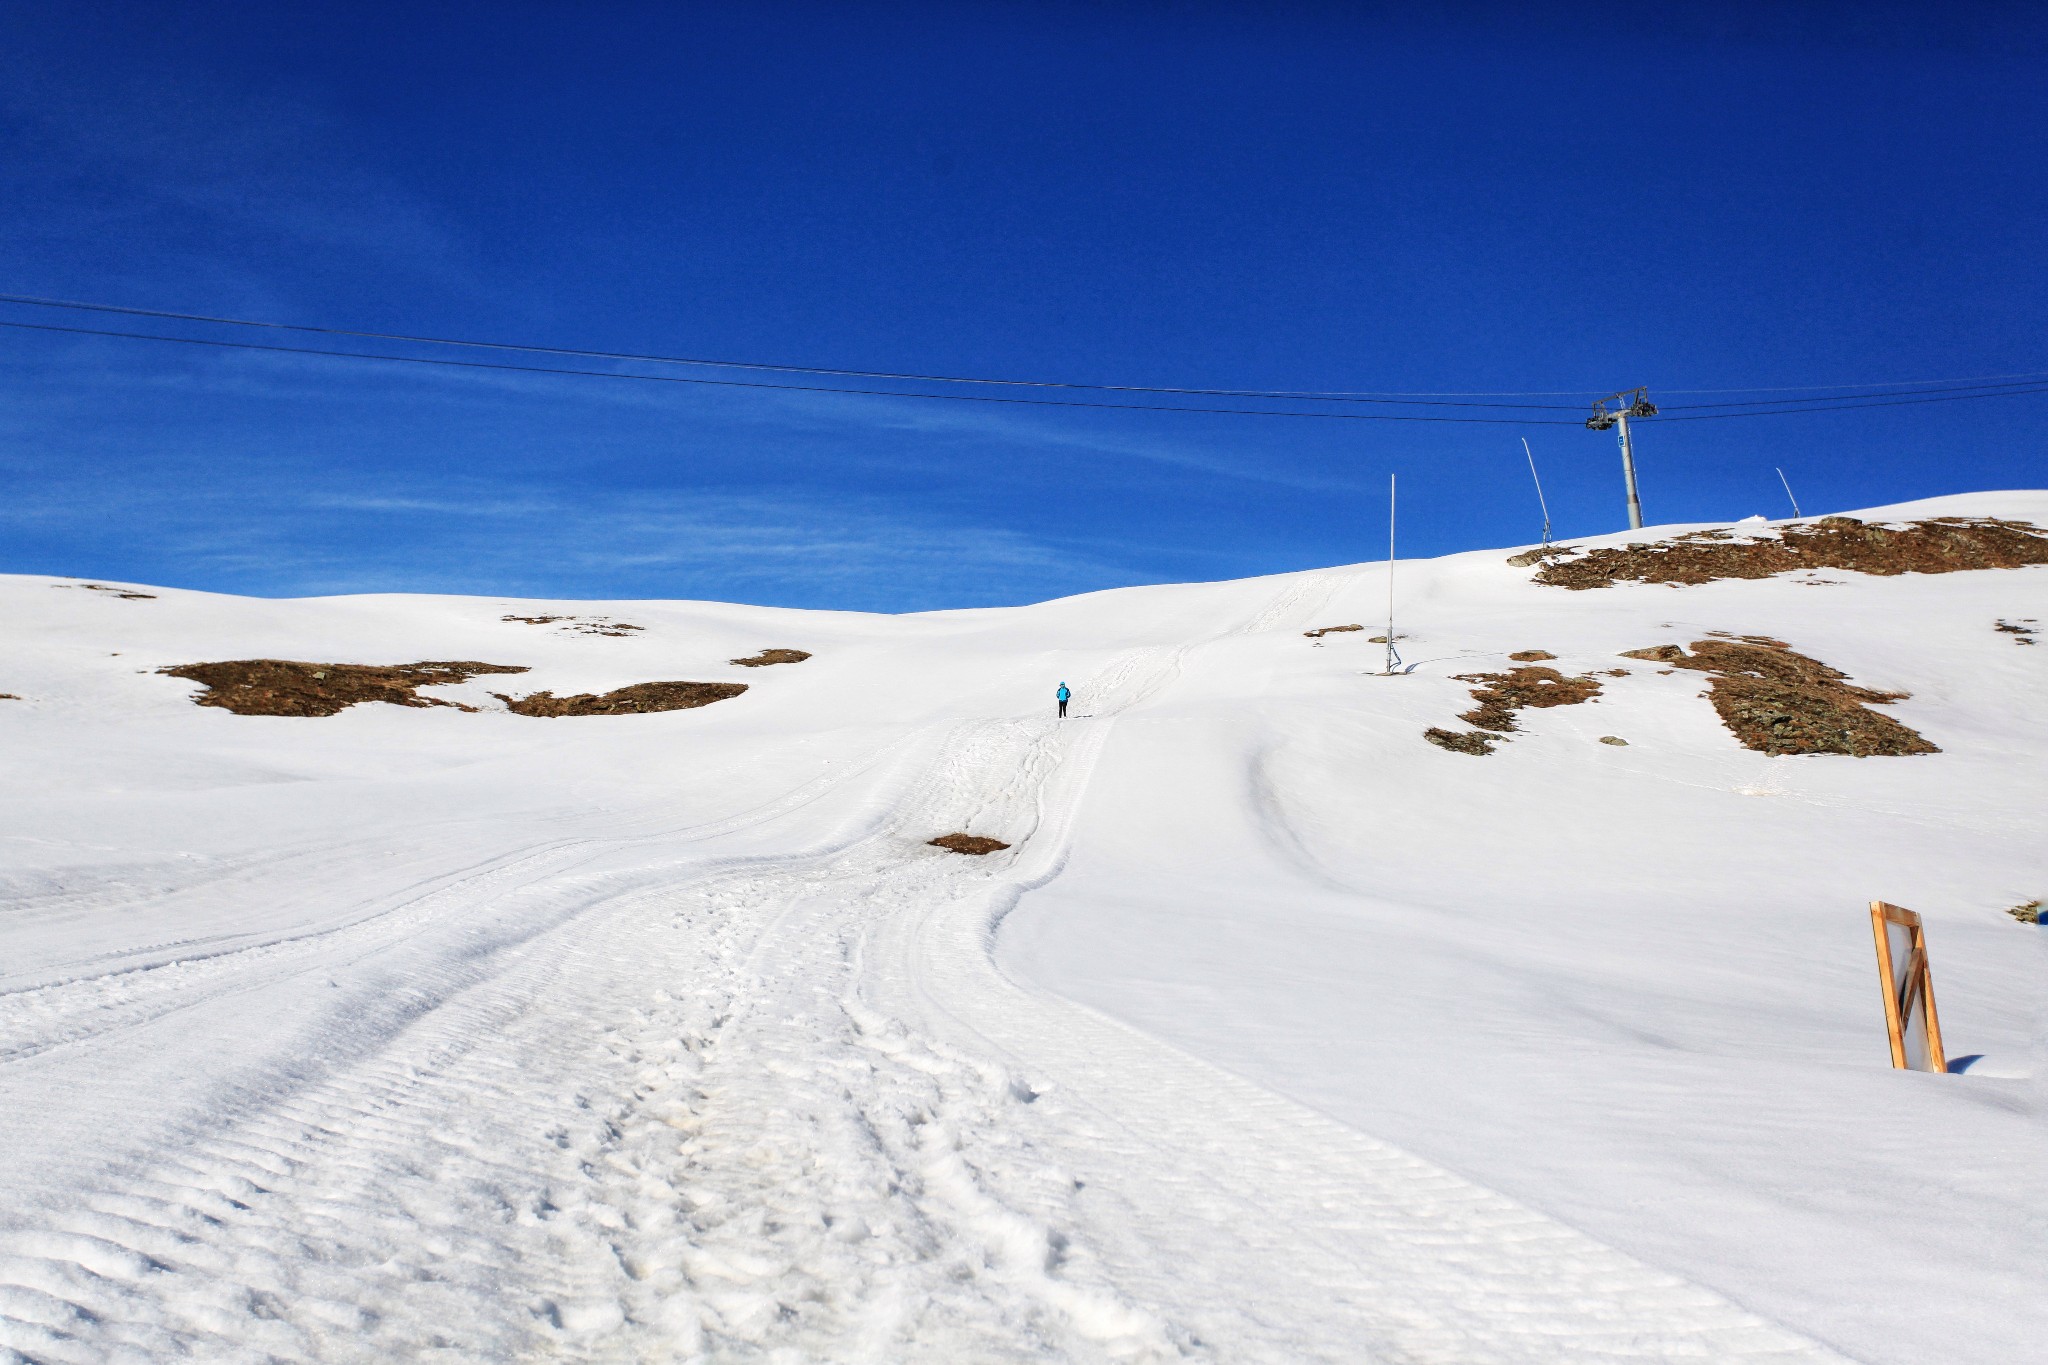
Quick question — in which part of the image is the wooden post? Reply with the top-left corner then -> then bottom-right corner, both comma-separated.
1869,901 -> 1947,1073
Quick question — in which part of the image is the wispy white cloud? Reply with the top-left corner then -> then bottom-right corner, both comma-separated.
0,306 -> 1375,497
300,492 -> 559,518
741,381 -> 1377,493
0,466 -> 1130,609
0,22 -> 482,317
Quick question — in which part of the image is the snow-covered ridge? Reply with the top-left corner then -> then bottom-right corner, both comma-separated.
1,490 -> 2043,1363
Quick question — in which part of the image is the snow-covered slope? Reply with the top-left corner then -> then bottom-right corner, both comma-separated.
1,492 -> 2042,1364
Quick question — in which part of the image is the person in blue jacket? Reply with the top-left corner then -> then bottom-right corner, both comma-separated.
1056,681 -> 1070,719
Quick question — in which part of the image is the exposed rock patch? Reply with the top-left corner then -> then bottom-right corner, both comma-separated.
1424,727 -> 1497,756
1996,618 -> 2038,645
1304,624 -> 1363,639
59,582 -> 156,600
1531,517 -> 2048,590
1508,649 -> 1556,662
160,660 -> 530,717
1620,637 -> 1936,756
1424,665 -> 1603,755
1454,666 -> 1603,733
495,681 -> 746,717
731,649 -> 812,667
501,614 -> 643,636
929,833 -> 1010,855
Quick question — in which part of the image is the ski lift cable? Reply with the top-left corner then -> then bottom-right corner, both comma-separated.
1658,376 -> 2048,411
1658,368 -> 2048,395
0,319 -> 1589,424
3,311 -> 2047,423
1654,383 -> 2048,421
10,292 -> 2042,411
0,293 -> 1584,411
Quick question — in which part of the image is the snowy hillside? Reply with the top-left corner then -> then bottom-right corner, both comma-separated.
1,492 -> 2043,1364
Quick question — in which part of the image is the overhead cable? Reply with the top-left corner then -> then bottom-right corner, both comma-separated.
1658,369 -> 2048,395
0,293 -> 1584,410
11,291 -> 2047,405
0,320 -> 1586,425
1659,377 -> 2048,410
2,303 -> 2045,424
1656,383 -> 2048,421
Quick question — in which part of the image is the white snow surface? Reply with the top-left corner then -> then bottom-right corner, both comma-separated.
1,492 -> 2043,1364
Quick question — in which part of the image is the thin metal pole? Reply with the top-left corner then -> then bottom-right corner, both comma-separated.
1617,413 -> 1644,530
1522,437 -> 1551,552
1776,467 -> 1802,519
1384,473 -> 1398,675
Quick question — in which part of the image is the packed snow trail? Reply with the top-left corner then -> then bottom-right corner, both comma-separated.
0,571 -> 1852,1362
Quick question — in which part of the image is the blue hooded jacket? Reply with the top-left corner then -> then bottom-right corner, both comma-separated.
1056,683 -> 1070,702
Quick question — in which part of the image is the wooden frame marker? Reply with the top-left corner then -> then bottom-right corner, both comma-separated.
1869,901 -> 1946,1073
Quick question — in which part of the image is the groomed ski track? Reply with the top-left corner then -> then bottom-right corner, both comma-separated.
0,571 -> 1847,1363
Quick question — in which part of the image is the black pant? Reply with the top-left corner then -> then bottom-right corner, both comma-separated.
1057,699 -> 1068,717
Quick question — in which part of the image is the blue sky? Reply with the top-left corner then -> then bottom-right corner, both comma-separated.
3,1 -> 2045,610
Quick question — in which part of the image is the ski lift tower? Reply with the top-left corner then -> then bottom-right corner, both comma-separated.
1586,388 -> 1657,530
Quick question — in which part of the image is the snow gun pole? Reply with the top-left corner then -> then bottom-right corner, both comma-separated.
1776,467 -> 1802,519
1523,437 -> 1551,555
1383,473 -> 1399,675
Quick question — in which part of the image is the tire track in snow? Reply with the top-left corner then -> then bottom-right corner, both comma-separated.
0,728 -> 926,1068
0,735 -> 940,1363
